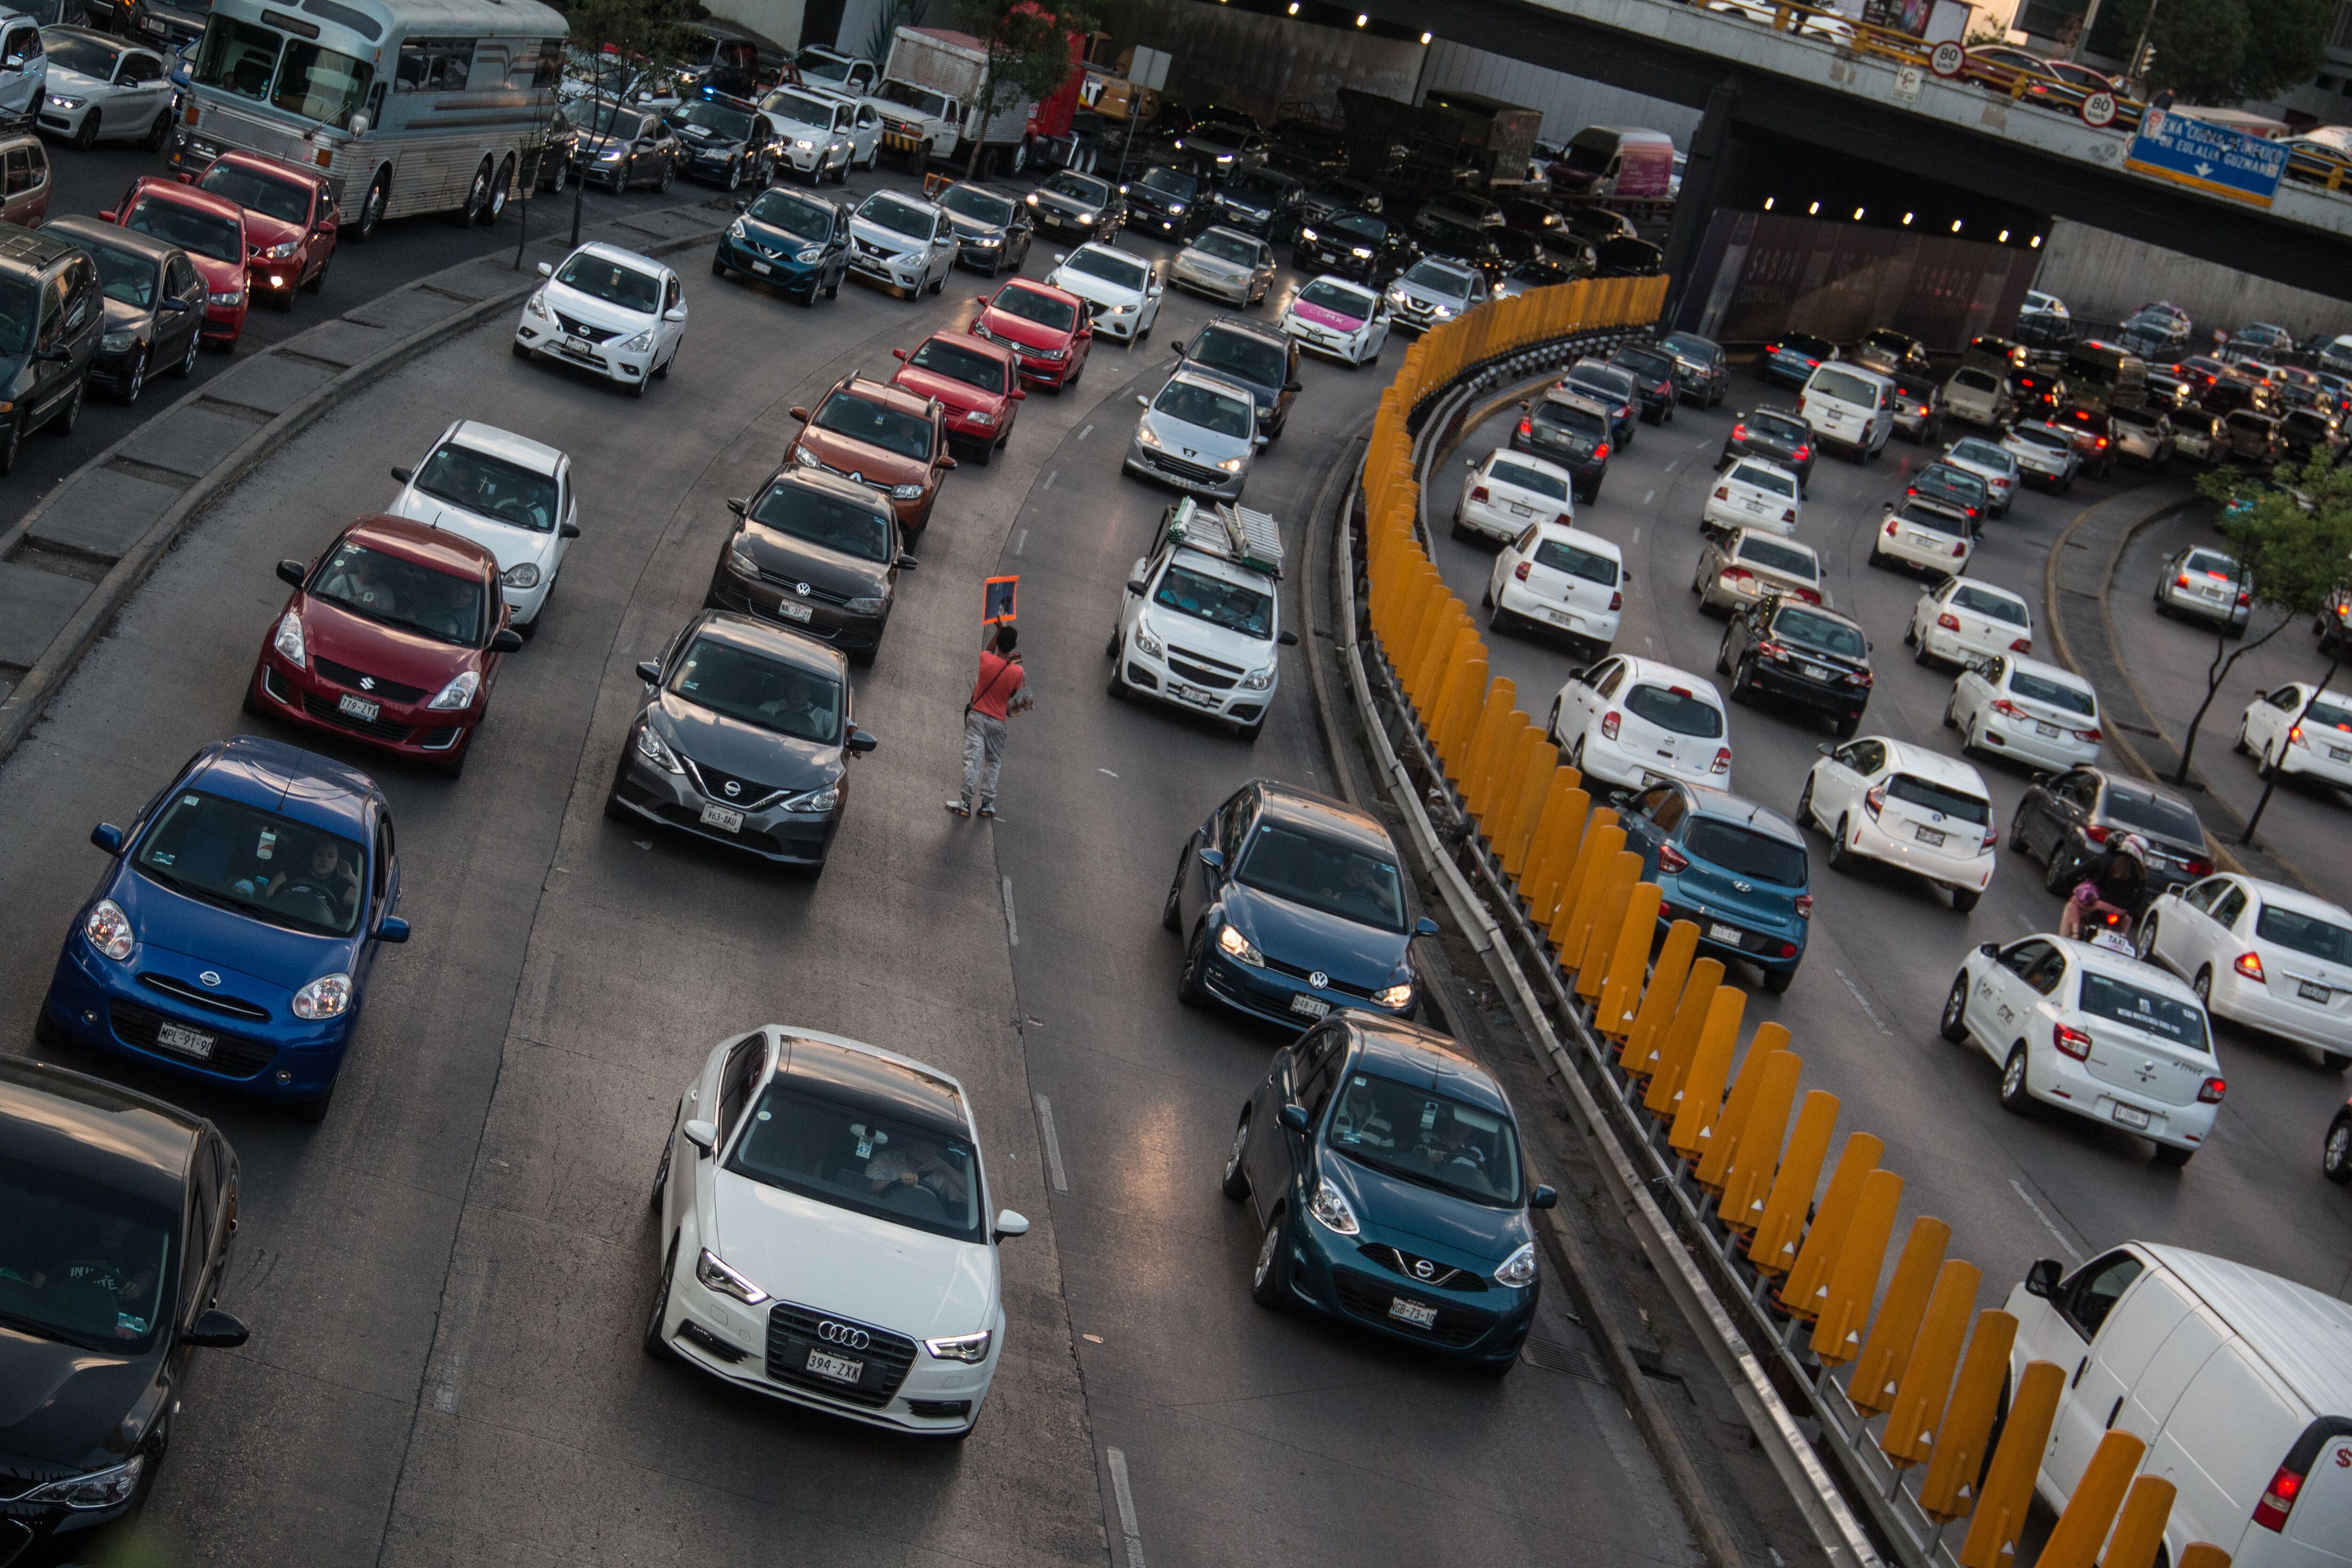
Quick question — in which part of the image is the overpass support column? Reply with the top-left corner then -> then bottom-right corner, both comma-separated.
1663,77 -> 1740,324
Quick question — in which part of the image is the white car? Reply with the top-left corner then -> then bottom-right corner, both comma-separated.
1800,735 -> 1994,910
1169,226 -> 1275,308
1702,457 -> 1801,537
1109,496 -> 1290,741
387,421 -> 578,633
1546,654 -> 1730,793
1940,436 -> 2018,516
1940,936 -> 2220,1164
759,83 -> 872,181
36,26 -> 169,149
847,190 -> 957,298
2003,421 -> 2080,491
1693,527 -> 1827,613
1941,366 -> 2011,430
514,242 -> 687,397
1948,653 -> 2104,772
2237,681 -> 2352,787
1279,274 -> 1390,367
1484,520 -> 1623,653
1703,0 -> 1853,40
646,1024 -> 1027,1436
1046,244 -> 1163,342
2021,288 -> 2069,320
1867,499 -> 1973,579
1907,577 -> 2034,668
1451,448 -> 1573,543
2138,875 -> 2352,1069
1799,362 -> 1894,461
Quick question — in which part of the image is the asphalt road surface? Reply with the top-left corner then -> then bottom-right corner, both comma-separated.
0,197 -> 1699,1567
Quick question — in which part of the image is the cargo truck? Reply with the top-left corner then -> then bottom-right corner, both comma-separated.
867,25 -> 1099,177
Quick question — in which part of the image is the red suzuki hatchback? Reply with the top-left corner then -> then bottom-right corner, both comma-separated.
107,177 -> 247,349
246,515 -> 523,778
968,279 -> 1090,391
889,331 -> 1025,462
194,150 -> 338,307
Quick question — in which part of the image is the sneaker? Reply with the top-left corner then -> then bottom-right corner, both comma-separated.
944,800 -> 970,818
977,804 -> 997,819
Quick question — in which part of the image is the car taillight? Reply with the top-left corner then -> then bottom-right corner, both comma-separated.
1657,843 -> 1689,872
1793,446 -> 1810,460
1514,561 -> 1531,581
2235,951 -> 2266,980
2237,589 -> 2251,605
1982,826 -> 1999,851
2052,1023 -> 2093,1060
2254,1462 -> 2307,1530
1711,746 -> 1732,775
1556,511 -> 1574,526
2075,726 -> 2102,743
1757,641 -> 1788,661
1953,541 -> 1968,557
2177,573 -> 2192,588
1518,416 -> 1532,435
2085,823 -> 2110,844
2010,637 -> 2033,653
1794,894 -> 1812,919
1608,590 -> 1622,610
2185,857 -> 2212,876
2097,436 -> 2107,446
1805,358 -> 1820,367
1723,567 -> 1755,585
1782,508 -> 1797,523
1471,485 -> 1490,502
2290,724 -> 2308,747
1992,698 -> 2019,716
2199,1075 -> 2227,1105
1594,443 -> 1610,461
1865,782 -> 1886,819
1714,485 -> 1731,501
1795,587 -> 1821,604
1764,344 -> 1780,356
1884,518 -> 1899,538
1601,711 -> 1621,740
1938,612 -> 1962,630
1731,422 -> 1749,441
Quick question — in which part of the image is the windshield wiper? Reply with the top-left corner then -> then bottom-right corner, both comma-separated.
1340,1148 -> 1505,1207
0,1307 -> 118,1353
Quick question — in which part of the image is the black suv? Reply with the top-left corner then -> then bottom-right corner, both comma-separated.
1293,208 -> 1414,286
0,222 -> 99,473
1212,166 -> 1304,242
1721,407 -> 1814,491
664,91 -> 776,191
1124,164 -> 1212,241
1716,596 -> 1875,737
1171,316 -> 1300,439
1511,389 -> 1612,501
1610,342 -> 1679,424
2008,765 -> 2214,896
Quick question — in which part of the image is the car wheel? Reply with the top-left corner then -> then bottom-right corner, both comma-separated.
2044,849 -> 2077,894
1939,974 -> 1971,1042
454,156 -> 493,225
143,102 -> 172,153
49,379 -> 81,438
1903,621 -> 1917,647
1999,1045 -> 2032,1114
351,172 -> 389,242
1761,966 -> 1793,995
0,411 -> 23,476
656,159 -> 674,194
649,1135 -> 671,1211
118,348 -> 146,406
1716,635 -> 1732,676
1796,776 -> 1816,828
1220,1110 -> 1252,1199
1942,696 -> 1960,731
726,158 -> 742,191
33,1006 -> 70,1050
1828,814 -> 1857,873
174,327 -> 199,378
1952,885 -> 1980,913
73,107 -> 99,151
2008,814 -> 2029,853
544,155 -> 569,196
642,1234 -> 680,1361
1177,922 -> 1213,1007
1161,847 -> 1189,932
1237,716 -> 1263,744
2192,966 -> 2212,1007
2134,916 -> 2163,963
1248,1207 -> 1292,1308
1730,658 -> 1755,704
2326,1117 -> 2352,1182
302,247 -> 330,294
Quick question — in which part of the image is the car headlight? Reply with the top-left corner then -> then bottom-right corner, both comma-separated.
1216,922 -> 1263,966
524,291 -> 548,320
791,446 -> 820,467
1374,981 -> 1414,1008
1131,618 -> 1164,657
47,93 -> 86,109
84,899 -> 135,962
727,218 -> 747,240
1035,345 -> 1065,361
1430,303 -> 1456,318
263,239 -> 298,260
796,245 -> 825,263
1241,665 -> 1274,691
780,784 -> 841,813
273,608 -> 307,669
1076,210 -> 1096,224
501,562 -> 541,589
1167,200 -> 1186,213
889,482 -> 924,500
1025,192 -> 1039,205
596,147 -> 622,161
102,329 -> 137,352
1351,246 -> 1373,259
1299,225 -> 1319,242
291,972 -> 352,1020
1217,454 -> 1247,473
1136,422 -> 1164,449
1307,1179 -> 1359,1235
793,137 -> 813,150
973,233 -> 1001,246
925,1329 -> 992,1363
726,536 -> 759,576
842,595 -> 885,614
208,289 -> 243,306
618,329 -> 654,353
1494,1241 -> 1537,1289
968,408 -> 995,425
1109,302 -> 1137,316
24,1454 -> 143,1510
1387,286 -> 1408,304
636,723 -> 684,773
426,669 -> 480,711
694,1247 -> 770,1305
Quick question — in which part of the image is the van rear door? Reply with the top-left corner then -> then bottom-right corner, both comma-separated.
2277,1422 -> 2352,1567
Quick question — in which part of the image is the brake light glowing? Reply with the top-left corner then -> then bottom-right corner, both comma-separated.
1757,641 -> 1788,660
1764,344 -> 1780,356
1711,746 -> 1731,775
1518,416 -> 1532,436
1657,843 -> 1689,872
1594,443 -> 1610,461
2177,573 -> 2192,587
1795,587 -> 1821,604
1601,711 -> 1621,740
1992,698 -> 2019,716
1939,613 -> 1962,630
1732,422 -> 1749,441
1514,561 -> 1531,581
2254,1462 -> 2305,1530
2185,858 -> 2213,876
1794,893 -> 1812,919
2011,637 -> 2033,653
2199,1075 -> 2227,1104
2052,1023 -> 2093,1060
2085,823 -> 2111,844
2235,951 -> 2266,980
2290,724 -> 2308,747
2075,727 -> 2102,743
1723,567 -> 1755,584
2237,589 -> 2251,606
1794,446 -> 1811,460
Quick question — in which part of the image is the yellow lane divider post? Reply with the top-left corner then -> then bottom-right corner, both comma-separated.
1809,1167 -> 1902,1369
1775,1131 -> 1883,1321
1595,882 -> 1665,1040
1642,957 -> 1724,1119
2100,1475 -> 2179,1568
2037,1430 -> 2148,1568
1573,852 -> 1642,1003
1918,1309 -> 2019,1523
1719,1047 -> 1801,1235
1847,1216 -> 1951,1417
1622,920 -> 1698,1077
1879,1258 -> 1981,1469
1955,1359 -> 2064,1568
1666,987 -> 1745,1159
1747,1090 -> 1838,1276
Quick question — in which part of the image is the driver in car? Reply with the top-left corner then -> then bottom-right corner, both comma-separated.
267,837 -> 360,921
755,669 -> 832,736
7,1212 -> 162,1339
865,1140 -> 967,1204
320,550 -> 398,618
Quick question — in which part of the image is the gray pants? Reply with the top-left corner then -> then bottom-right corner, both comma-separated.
959,710 -> 1007,810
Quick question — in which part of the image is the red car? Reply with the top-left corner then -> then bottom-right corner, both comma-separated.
968,279 -> 1091,391
192,151 -> 338,307
889,331 -> 1025,463
246,515 -> 524,779
106,177 -> 247,350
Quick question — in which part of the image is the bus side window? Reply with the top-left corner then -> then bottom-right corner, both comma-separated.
396,37 -> 474,92
533,40 -> 562,89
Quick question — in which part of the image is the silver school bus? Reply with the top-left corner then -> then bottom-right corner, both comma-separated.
169,0 -> 567,240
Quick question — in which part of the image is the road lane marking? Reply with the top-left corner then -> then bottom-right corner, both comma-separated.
1644,490 -> 1655,505
2010,1179 -> 2083,1261
1834,969 -> 1895,1036
1109,1448 -> 1146,1568
1666,460 -> 1680,474
1079,423 -> 1094,440
1002,876 -> 1018,946
1632,527 -> 1641,544
1044,470 -> 1058,489
1014,528 -> 1027,555
1034,1094 -> 1069,1191
1099,767 -> 1118,777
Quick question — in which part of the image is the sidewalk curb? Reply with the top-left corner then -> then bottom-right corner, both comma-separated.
0,199 -> 731,772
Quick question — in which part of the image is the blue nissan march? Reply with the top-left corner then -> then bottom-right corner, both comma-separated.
38,736 -> 408,1122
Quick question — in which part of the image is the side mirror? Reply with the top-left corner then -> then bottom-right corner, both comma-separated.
389,465 -> 413,484
725,496 -> 747,517
939,455 -> 957,470
276,559 -> 306,588
662,307 -> 686,323
1125,577 -> 1148,596
891,346 -> 908,360
733,198 -> 749,212
90,822 -> 124,855
1277,629 -> 1299,646
559,522 -> 581,539
1135,394 -> 1149,408
636,659 -> 661,685
1284,379 -> 1303,392
1279,1103 -> 1311,1132
349,109 -> 370,136
1978,941 -> 2001,959
1169,338 -> 1185,354
536,261 -> 553,277
1010,388 -> 1026,400
1052,252 -> 1066,263
1414,916 -> 1441,936
1254,434 -> 1269,450
896,552 -> 920,570
97,208 -> 115,222
1197,846 -> 1224,871
993,1209 -> 1030,1242
490,629 -> 524,653
1530,1184 -> 1558,1210
846,728 -> 878,754
682,1118 -> 717,1154
182,1308 -> 249,1348
375,915 -> 411,943
1816,742 -> 1836,756
790,406 -> 809,421
2024,1258 -> 2064,1299
160,296 -> 189,313
972,295 -> 989,306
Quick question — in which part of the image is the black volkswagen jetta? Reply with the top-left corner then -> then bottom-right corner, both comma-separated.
0,1057 -> 248,1563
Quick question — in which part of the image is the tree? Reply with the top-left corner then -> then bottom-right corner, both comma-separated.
2171,454 -> 2352,789
2094,0 -> 2328,105
548,0 -> 707,242
951,0 -> 1094,181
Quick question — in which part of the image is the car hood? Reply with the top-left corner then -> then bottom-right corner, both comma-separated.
1289,298 -> 1368,332
1316,1148 -> 1527,1266
673,121 -> 743,151
542,279 -> 654,335
652,692 -> 842,794
1178,360 -> 1277,414
1138,408 -> 1248,465
739,214 -> 826,255
101,296 -> 150,336
795,429 -> 923,485
385,493 -> 556,575
1216,191 -> 1274,220
1136,602 -> 1270,670
710,1170 -> 997,1341
850,215 -> 930,255
893,363 -> 1001,416
1176,247 -> 1250,280
734,519 -> 890,599
233,208 -> 304,250
1221,882 -> 1408,990
0,1329 -> 153,1471
1391,279 -> 1469,313
107,860 -> 351,994
1046,268 -> 1140,311
1127,185 -> 1187,214
300,594 -> 482,692
1028,189 -> 1094,217
182,250 -> 243,290
975,306 -> 1070,354
943,208 -> 1009,240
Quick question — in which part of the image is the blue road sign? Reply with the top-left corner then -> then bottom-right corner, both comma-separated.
2124,109 -> 2288,207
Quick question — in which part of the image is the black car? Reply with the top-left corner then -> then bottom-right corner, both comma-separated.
1717,596 -> 1875,736
46,214 -> 202,403
0,1056 -> 249,1564
1721,406 -> 1814,489
1124,164 -> 1211,241
2280,405 -> 2344,464
1494,257 -> 1582,298
1294,208 -> 1414,286
1610,342 -> 1679,424
0,222 -> 99,473
575,101 -> 682,191
710,186 -> 850,303
703,465 -> 916,666
1495,196 -> 1563,235
1559,206 -> 1633,246
674,24 -> 771,98
1298,174 -> 1382,225
536,102 -> 581,192
1211,165 -> 1304,241
1595,235 -> 1664,278
1414,212 -> 1507,278
933,181 -> 1033,275
1659,330 -> 1728,407
126,0 -> 204,48
2008,765 -> 2213,897
1411,191 -> 1503,236
1511,389 -> 1612,501
664,90 -> 776,191
607,609 -> 878,878
1906,462 -> 1988,529
1172,316 -> 1300,439
1562,358 -> 1637,448
1025,169 -> 1123,242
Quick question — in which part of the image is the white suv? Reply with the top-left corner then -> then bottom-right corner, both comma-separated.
1799,362 -> 1893,460
1109,498 -> 1293,742
1546,654 -> 1731,793
1800,735 -> 1994,910
646,1025 -> 1028,1437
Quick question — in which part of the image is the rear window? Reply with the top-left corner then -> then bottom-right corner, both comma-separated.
2307,698 -> 2352,731
1900,504 -> 1967,536
1810,367 -> 1880,406
1752,411 -> 1808,443
1535,399 -> 1606,438
2254,904 -> 2352,964
2010,670 -> 2096,717
1489,460 -> 1566,501
1615,346 -> 1675,380
1953,369 -> 1999,392
1534,537 -> 1617,585
2183,550 -> 2240,579
1739,537 -> 1817,579
2075,971 -> 2209,1051
2102,787 -> 2203,844
1775,607 -> 1864,658
1731,462 -> 1796,496
1888,772 -> 1988,824
1683,820 -> 1805,886
1779,333 -> 1834,357
1951,585 -> 2028,625
1625,683 -> 1723,737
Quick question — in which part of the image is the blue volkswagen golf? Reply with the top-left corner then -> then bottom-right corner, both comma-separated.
1222,1013 -> 1554,1374
37,736 -> 408,1122
1617,780 -> 1811,992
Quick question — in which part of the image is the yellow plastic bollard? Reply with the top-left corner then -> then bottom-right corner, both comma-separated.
1431,655 -> 1487,772
1460,683 -> 1517,813
2174,1548 -> 2231,1568
1403,597 -> 1462,704
1595,882 -> 1664,1040
1773,1130 -> 1882,1319
1957,1358 -> 2063,1567
1880,1258 -> 1982,1468
1545,810 -> 1613,946
1809,1167 -> 1902,1367
1552,822 -> 1623,965
1919,1309 -> 2020,1521
1622,920 -> 1698,1078
1642,957 -> 1724,1118
1667,987 -> 1745,1158
1847,1216 -> 1952,1416
1719,1048 -> 1802,1233
1747,1090 -> 1838,1275
1479,725 -> 1539,832
1694,1023 -> 1790,1191
1466,710 -> 1526,821
2101,1475 -> 2179,1568
2038,1430 -> 2148,1568
1520,776 -> 1586,912
1410,616 -> 1468,716
1500,746 -> 1560,875
1573,851 -> 1642,1000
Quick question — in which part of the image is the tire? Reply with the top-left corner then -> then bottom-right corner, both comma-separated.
656,158 -> 674,195
1943,697 -> 1959,730
1162,847 -> 1188,932
1716,636 -> 1732,676
49,379 -> 81,438
2153,1144 -> 2193,1168
480,156 -> 515,225
1828,815 -> 1857,874
454,157 -> 493,225
172,327 -> 199,378
1939,974 -> 1971,1042
1834,712 -> 1859,739
1952,886 -> 1981,913
1903,622 -> 1917,646
1796,776 -> 1816,829
1916,638 -> 1934,668
2192,966 -> 2212,1008
143,103 -> 172,153
1999,1045 -> 2032,1114
1220,1110 -> 1252,1199
1248,1208 -> 1291,1308
72,108 -> 98,152
2325,1052 -> 2352,1074
642,1234 -> 680,1361
649,1134 -> 671,1211
2233,719 -> 2251,756
117,348 -> 146,406
1237,717 -> 1263,744
32,1006 -> 70,1049
2044,850 -> 2076,895
1730,658 -> 1756,704
2325,1117 -> 2352,1183
512,338 -> 532,359
1762,967 -> 1793,995
302,247 -> 329,293
350,173 -> 388,242
0,412 -> 23,476
544,155 -> 569,196
2009,813 -> 2030,853
725,158 -> 743,192
1177,923 -> 1212,1007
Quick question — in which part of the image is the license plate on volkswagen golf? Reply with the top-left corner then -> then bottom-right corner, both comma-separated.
1290,995 -> 1330,1019
805,1349 -> 864,1384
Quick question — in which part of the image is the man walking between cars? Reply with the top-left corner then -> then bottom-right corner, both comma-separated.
948,624 -> 1028,819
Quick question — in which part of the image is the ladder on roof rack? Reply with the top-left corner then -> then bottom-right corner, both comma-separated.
1164,495 -> 1285,578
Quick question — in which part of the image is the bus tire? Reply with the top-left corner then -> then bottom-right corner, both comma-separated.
478,155 -> 515,225
453,156 -> 493,225
350,171 -> 389,243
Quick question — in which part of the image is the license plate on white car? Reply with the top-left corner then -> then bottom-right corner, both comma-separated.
1388,1297 -> 1437,1329
1708,922 -> 1742,944
699,803 -> 745,833
1508,501 -> 1531,517
1169,683 -> 1219,709
1916,826 -> 1945,848
804,1349 -> 864,1384
2035,721 -> 2061,738
2299,980 -> 2333,1003
771,599 -> 813,623
1290,994 -> 1330,1019
155,1020 -> 216,1059
1548,608 -> 1575,626
562,334 -> 593,356
337,692 -> 381,724
2332,747 -> 2352,764
2111,1103 -> 2151,1130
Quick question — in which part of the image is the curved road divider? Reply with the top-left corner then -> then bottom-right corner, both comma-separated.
0,197 -> 732,767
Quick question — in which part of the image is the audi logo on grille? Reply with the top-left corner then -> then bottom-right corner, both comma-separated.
816,1320 -> 871,1350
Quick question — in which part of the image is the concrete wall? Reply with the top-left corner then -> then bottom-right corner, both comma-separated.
703,0 -> 809,51
2032,217 -> 2352,334
1091,0 -> 1423,124
1419,38 -> 1701,145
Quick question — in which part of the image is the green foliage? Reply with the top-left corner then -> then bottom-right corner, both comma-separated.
2098,0 -> 2329,104
947,0 -> 1096,177
2198,453 -> 2352,621
866,0 -> 931,66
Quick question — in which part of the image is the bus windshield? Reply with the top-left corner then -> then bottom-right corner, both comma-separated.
192,16 -> 372,128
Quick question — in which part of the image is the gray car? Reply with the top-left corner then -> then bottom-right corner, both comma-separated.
1659,330 -> 1727,407
1123,369 -> 1260,501
2107,404 -> 2175,469
1384,256 -> 1486,334
2155,544 -> 2250,631
1168,225 -> 1275,308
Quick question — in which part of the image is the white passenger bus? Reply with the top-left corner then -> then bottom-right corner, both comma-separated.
170,0 -> 567,240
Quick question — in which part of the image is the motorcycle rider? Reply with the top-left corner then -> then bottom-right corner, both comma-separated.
2059,834 -> 2152,942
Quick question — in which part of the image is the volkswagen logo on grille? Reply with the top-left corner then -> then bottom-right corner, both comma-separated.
198,971 -> 221,987
1411,1258 -> 1435,1280
795,581 -> 811,597
1308,970 -> 1329,990
816,1320 -> 871,1350
358,677 -> 376,691
723,780 -> 740,797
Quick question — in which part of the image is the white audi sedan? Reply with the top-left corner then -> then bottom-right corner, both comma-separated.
2137,874 -> 2352,1070
1800,735 -> 1994,910
1906,577 -> 2034,669
1451,448 -> 1574,543
1046,244 -> 1164,342
387,421 -> 578,633
1278,274 -> 1390,367
645,1025 -> 1027,1438
2238,681 -> 2352,787
514,242 -> 686,396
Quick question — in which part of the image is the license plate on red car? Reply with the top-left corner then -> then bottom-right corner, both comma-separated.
337,693 -> 381,723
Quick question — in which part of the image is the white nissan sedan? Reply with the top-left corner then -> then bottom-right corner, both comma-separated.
645,1025 -> 1028,1438
2137,874 -> 2352,1069
2237,681 -> 2352,787
514,242 -> 686,396
387,421 -> 579,633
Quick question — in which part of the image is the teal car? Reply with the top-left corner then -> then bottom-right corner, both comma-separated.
712,187 -> 850,304
1221,1013 -> 1554,1375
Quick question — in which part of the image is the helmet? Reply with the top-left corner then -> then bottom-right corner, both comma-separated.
2115,832 -> 2152,863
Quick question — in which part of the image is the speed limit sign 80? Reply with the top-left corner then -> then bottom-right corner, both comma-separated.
1930,40 -> 1965,77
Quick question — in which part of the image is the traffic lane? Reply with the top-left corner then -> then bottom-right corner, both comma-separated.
1424,388 -> 2352,1303
0,239 -> 1104,1561
995,329 -> 1700,1565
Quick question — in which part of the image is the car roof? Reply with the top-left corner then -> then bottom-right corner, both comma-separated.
1194,224 -> 1264,247
1164,368 -> 1251,405
772,1026 -> 969,1138
685,608 -> 849,678
1197,313 -> 1287,348
0,1057 -> 202,1211
1340,1014 -> 1510,1116
195,733 -> 386,833
916,326 -> 1017,365
2139,1244 -> 2352,1409
1531,520 -> 1620,558
1875,736 -> 1988,794
2225,874 -> 2352,926
829,372 -> 936,418
128,178 -> 242,225
1256,780 -> 1398,858
1948,576 -> 2029,605
344,512 -> 499,577
761,463 -> 893,515
1301,270 -> 1376,298
571,239 -> 667,276
1677,783 -> 1804,844
1614,655 -> 1724,700
1814,361 -> 1893,388
44,213 -> 177,267
1727,455 -> 1798,479
446,420 -> 564,475
2002,653 -> 2090,690
1168,542 -> 1270,589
